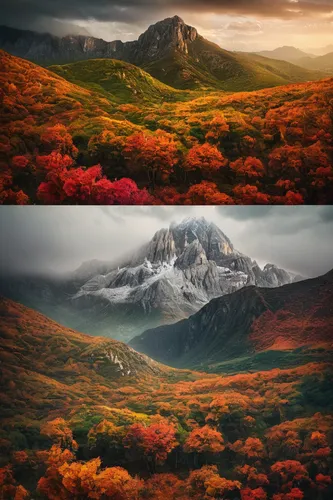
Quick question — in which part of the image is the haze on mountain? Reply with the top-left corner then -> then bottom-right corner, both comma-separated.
0,16 -> 325,91
307,44 -> 333,57
254,46 -> 316,64
0,217 -> 303,343
297,51 -> 333,74
253,45 -> 333,75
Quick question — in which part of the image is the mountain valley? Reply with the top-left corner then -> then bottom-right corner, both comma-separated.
0,273 -> 333,498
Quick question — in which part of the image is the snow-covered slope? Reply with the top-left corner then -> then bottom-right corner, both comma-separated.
69,217 -> 300,341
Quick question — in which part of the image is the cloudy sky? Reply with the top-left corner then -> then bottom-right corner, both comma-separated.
0,206 -> 333,278
2,0 -> 333,51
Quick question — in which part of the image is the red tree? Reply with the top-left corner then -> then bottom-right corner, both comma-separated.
123,420 -> 177,466
230,157 -> 265,179
184,425 -> 225,454
185,143 -> 228,176
233,184 -> 270,204
124,130 -> 179,186
183,182 -> 234,205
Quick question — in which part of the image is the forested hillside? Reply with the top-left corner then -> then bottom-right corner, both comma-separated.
0,297 -> 333,499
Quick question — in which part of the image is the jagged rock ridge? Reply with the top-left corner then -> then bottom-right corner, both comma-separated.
69,217 -> 301,340
0,16 -> 198,65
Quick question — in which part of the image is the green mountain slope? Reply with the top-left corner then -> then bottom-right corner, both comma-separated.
141,35 -> 325,91
49,58 -> 188,104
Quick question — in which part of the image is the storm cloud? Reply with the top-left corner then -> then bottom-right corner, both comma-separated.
2,0 -> 333,25
2,0 -> 333,50
0,206 -> 332,279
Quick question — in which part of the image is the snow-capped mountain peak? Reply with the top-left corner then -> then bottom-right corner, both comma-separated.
70,218 -> 300,341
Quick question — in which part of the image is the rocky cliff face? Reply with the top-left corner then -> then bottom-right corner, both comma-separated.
0,16 -> 199,65
133,16 -> 198,63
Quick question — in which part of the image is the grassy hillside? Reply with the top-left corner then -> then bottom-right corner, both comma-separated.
0,296 -> 166,427
49,58 -> 190,104
0,50 -> 143,136
298,52 -> 333,74
234,53 -> 323,89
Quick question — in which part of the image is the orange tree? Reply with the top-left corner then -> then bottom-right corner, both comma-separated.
124,130 -> 179,187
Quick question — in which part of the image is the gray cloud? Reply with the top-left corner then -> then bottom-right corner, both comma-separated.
0,206 -> 332,280
319,206 -> 333,222
217,206 -> 275,220
2,0 -> 333,51
2,0 -> 333,35
216,206 -> 333,277
2,0 -> 333,26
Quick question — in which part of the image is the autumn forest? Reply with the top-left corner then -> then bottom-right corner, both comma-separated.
1,294 -> 333,500
1,49 -> 333,205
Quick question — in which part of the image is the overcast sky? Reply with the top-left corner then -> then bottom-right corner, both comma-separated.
2,0 -> 333,51
0,206 -> 333,279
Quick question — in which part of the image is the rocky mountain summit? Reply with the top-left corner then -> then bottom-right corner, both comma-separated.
69,217 -> 300,340
0,18 -> 322,90
0,16 -> 198,65
133,15 -> 198,62
0,217 -> 302,342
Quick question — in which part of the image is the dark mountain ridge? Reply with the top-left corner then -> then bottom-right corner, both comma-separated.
129,269 -> 333,369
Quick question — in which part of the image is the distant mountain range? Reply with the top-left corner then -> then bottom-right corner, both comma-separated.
255,45 -> 333,74
0,217 -> 302,342
130,269 -> 333,372
297,52 -> 333,73
255,46 -> 315,63
0,17 -> 325,90
307,44 -> 333,56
